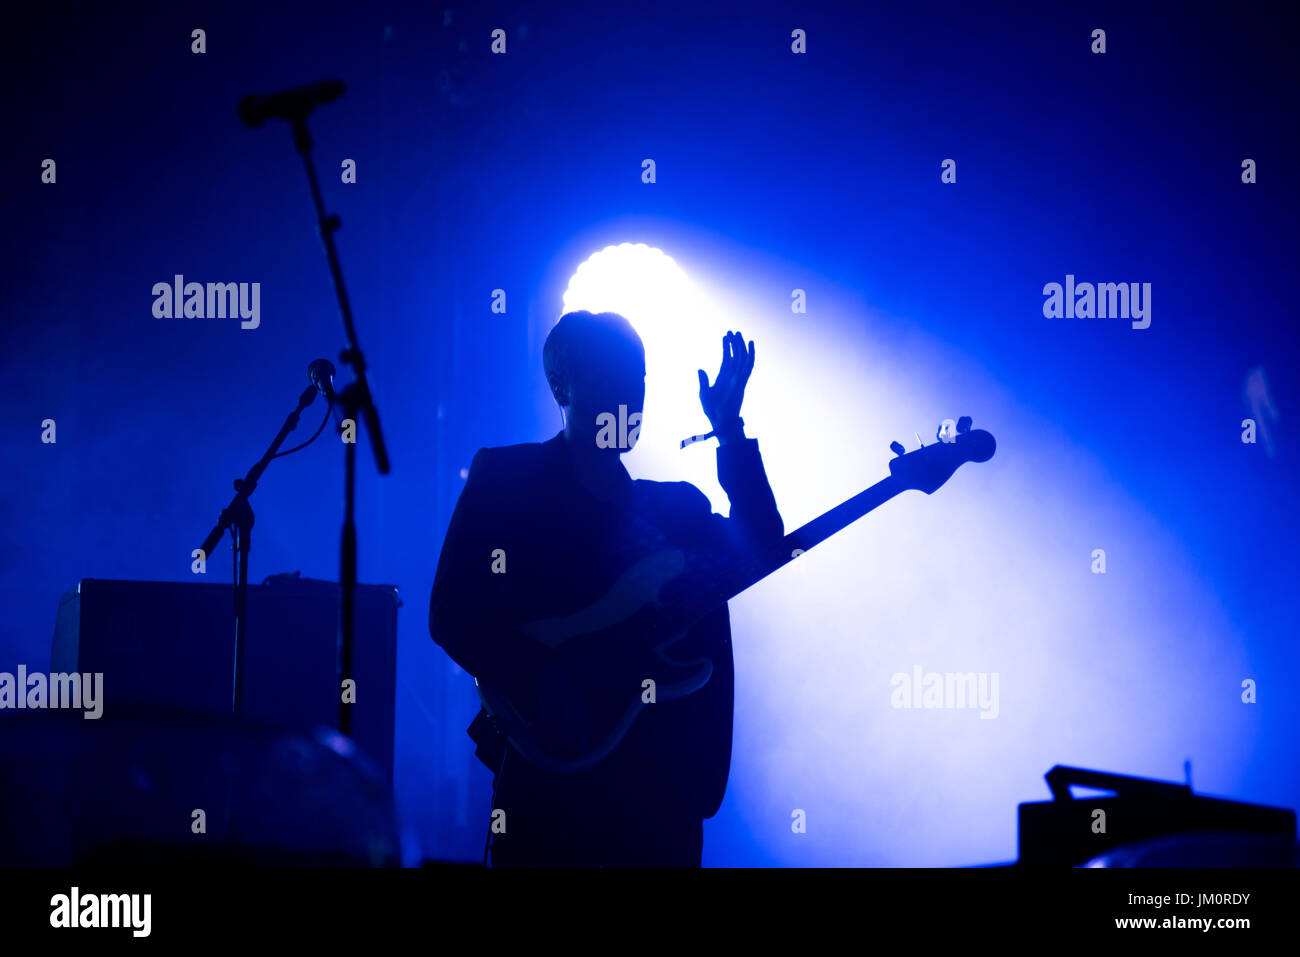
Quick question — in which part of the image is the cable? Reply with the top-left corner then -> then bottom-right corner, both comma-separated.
272,398 -> 334,458
484,747 -> 509,868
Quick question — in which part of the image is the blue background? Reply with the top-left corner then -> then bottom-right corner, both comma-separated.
2,0 -> 1296,864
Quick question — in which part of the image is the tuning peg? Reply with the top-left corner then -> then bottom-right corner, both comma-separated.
889,440 -> 906,457
957,416 -> 972,434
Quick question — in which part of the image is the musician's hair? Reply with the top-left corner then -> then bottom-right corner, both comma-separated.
542,310 -> 644,406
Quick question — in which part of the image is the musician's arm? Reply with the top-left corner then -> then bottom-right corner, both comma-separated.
715,428 -> 784,543
697,330 -> 782,540
428,449 -> 554,698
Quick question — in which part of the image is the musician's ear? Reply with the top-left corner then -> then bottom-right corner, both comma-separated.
547,372 -> 570,408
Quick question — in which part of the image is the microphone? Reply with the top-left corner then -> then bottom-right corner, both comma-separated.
308,358 -> 337,399
239,80 -> 345,128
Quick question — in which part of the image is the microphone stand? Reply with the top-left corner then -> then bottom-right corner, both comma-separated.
286,114 -> 391,738
198,384 -> 320,716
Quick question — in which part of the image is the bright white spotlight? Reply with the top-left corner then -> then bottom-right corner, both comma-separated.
560,243 -> 724,494
562,242 -> 699,337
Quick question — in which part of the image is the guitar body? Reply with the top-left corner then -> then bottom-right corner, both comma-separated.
477,420 -> 995,775
476,549 -> 720,774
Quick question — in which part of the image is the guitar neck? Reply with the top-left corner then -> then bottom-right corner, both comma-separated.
789,475 -> 904,552
665,473 -> 906,633
747,473 -> 904,592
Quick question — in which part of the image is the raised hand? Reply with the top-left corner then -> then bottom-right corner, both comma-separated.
697,330 -> 755,442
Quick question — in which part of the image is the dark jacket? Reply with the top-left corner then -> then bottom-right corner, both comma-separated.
429,431 -> 782,821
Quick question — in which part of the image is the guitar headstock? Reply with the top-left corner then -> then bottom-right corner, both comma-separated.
887,416 -> 996,494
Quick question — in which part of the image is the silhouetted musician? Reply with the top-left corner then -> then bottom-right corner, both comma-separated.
429,310 -> 783,866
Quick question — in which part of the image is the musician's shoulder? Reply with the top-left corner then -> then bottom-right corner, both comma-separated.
634,477 -> 714,516
471,437 -> 553,468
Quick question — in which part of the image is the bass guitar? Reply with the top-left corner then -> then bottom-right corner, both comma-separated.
476,415 -> 996,773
